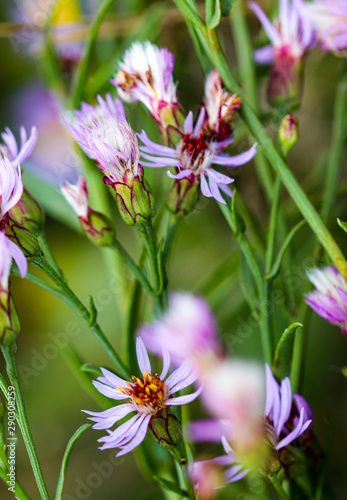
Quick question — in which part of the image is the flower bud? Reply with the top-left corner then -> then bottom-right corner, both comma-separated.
80,210 -> 115,247
5,220 -> 41,259
167,177 -> 200,216
107,167 -> 155,227
279,114 -> 299,157
0,295 -> 20,346
148,408 -> 184,462
8,188 -> 45,233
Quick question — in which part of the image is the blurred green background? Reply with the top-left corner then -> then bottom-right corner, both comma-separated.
0,0 -> 346,499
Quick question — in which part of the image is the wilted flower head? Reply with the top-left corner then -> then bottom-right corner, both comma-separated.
65,94 -> 138,184
112,41 -> 178,114
62,175 -> 115,246
203,70 -> 242,141
305,266 -> 347,335
61,175 -> 89,219
302,0 -> 347,53
1,126 -> 37,165
249,0 -> 314,107
139,108 -> 257,204
84,338 -> 201,457
141,293 -> 223,373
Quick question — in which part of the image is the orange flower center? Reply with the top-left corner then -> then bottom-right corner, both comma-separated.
118,372 -> 166,410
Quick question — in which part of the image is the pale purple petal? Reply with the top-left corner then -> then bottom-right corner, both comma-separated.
7,240 -> 27,278
167,386 -> 203,405
136,337 -> 151,374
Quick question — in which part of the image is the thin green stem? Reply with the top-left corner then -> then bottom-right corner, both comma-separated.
321,79 -> 347,224
32,256 -> 130,378
37,232 -> 63,278
174,16 -> 347,278
0,466 -> 31,500
265,176 -> 282,274
71,0 -> 114,108
139,223 -> 161,295
113,241 -> 154,297
2,345 -> 50,500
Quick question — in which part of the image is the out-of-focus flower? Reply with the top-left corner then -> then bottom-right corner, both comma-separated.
140,292 -> 223,374
0,158 -> 24,219
249,0 -> 314,108
139,108 -> 257,204
305,266 -> 347,335
65,95 -> 155,226
112,42 -> 183,144
190,459 -> 226,499
61,175 -> 115,246
1,126 -> 37,165
302,0 -> 347,53
203,70 -> 242,141
84,338 -> 201,457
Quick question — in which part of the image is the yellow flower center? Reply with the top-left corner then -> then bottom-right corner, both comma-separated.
118,372 -> 166,411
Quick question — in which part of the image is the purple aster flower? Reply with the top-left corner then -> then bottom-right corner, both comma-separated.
140,293 -> 223,373
203,70 -> 242,141
249,0 -> 314,107
305,266 -> 347,335
84,338 -> 202,457
264,364 -> 312,451
1,126 -> 37,165
302,0 -> 347,53
139,108 -> 257,204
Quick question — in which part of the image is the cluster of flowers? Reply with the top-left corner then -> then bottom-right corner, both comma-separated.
249,0 -> 347,107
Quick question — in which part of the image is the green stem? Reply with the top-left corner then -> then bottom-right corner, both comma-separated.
71,0 -> 114,108
173,14 -> 347,278
269,475 -> 291,500
139,223 -> 161,295
32,256 -> 130,378
114,240 -> 154,297
37,232 -> 63,278
0,466 -> 32,500
219,203 -> 272,362
321,79 -> 347,224
1,346 -> 50,500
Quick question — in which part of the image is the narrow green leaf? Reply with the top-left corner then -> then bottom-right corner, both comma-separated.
80,364 -> 102,376
273,323 -> 302,380
55,424 -> 91,500
88,296 -> 98,326
337,218 -> 347,234
153,476 -> 189,497
157,238 -> 165,296
206,0 -> 221,28
174,0 -> 205,28
221,0 -> 234,16
266,220 -> 306,281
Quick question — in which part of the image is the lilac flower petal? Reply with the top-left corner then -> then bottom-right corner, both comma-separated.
293,393 -> 313,421
208,178 -> 227,204
99,414 -> 144,449
99,368 -> 128,389
276,408 -> 311,450
116,415 -> 151,456
136,337 -> 151,374
253,45 -> 275,64
168,371 -> 198,395
167,386 -> 203,405
189,420 -> 225,443
249,2 -> 281,45
165,362 -> 193,391
160,348 -> 171,380
219,183 -> 234,198
194,108 -> 206,137
7,240 -> 27,278
213,455 -> 234,466
221,436 -> 233,455
225,466 -> 249,483
200,173 -> 213,197
92,381 -> 129,400
89,406 -> 133,430
276,377 -> 292,436
184,111 -> 194,134
167,169 -> 192,179
213,143 -> 257,167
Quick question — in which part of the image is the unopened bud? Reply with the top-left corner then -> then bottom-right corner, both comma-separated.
148,409 -> 184,462
167,177 -> 199,216
107,167 -> 155,227
80,210 -> 115,247
5,221 -> 41,259
279,114 -> 299,157
0,295 -> 20,346
8,188 -> 45,233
